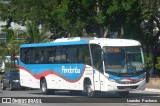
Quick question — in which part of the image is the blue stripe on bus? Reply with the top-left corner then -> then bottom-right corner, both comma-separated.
20,40 -> 89,48
19,62 -> 85,82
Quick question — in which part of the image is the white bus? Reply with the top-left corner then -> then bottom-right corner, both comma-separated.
19,37 -> 146,97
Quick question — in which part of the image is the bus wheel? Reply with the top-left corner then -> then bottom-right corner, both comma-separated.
116,91 -> 129,97
85,84 -> 95,98
41,79 -> 49,95
1,82 -> 6,90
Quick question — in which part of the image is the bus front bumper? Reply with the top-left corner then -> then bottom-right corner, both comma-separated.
102,79 -> 146,92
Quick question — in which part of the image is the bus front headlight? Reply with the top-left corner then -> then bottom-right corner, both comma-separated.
105,76 -> 117,82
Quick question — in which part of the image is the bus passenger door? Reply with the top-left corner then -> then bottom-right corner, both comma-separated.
99,53 -> 106,91
99,63 -> 106,91
93,61 -> 105,91
90,44 -> 104,91
93,68 -> 101,91
93,54 -> 104,91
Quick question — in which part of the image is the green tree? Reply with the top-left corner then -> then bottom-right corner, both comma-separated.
140,0 -> 160,76
155,57 -> 160,71
140,0 -> 160,50
24,22 -> 51,43
0,0 -> 52,41
1,28 -> 25,69
0,0 -> 144,38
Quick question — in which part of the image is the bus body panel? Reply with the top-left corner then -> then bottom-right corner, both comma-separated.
20,68 -> 40,88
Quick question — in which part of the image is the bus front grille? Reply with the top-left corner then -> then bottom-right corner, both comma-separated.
117,85 -> 138,90
117,81 -> 138,84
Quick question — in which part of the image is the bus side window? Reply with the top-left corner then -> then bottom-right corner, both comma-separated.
20,49 -> 25,63
67,46 -> 77,63
20,48 -> 32,64
61,47 -> 67,63
77,46 -> 83,63
35,48 -> 40,63
83,45 -> 91,65
25,49 -> 30,64
55,46 -> 61,63
47,47 -> 55,63
40,49 -> 46,63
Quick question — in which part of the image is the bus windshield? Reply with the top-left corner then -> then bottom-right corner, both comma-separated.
103,46 -> 145,75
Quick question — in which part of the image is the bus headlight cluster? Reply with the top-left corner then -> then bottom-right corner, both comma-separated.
105,76 -> 117,82
139,73 -> 146,81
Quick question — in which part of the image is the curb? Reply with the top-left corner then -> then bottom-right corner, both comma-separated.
145,88 -> 160,93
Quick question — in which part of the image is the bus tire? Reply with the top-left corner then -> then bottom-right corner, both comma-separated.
85,84 -> 96,98
116,91 -> 129,97
41,79 -> 50,95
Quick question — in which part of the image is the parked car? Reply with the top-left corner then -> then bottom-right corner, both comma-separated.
1,70 -> 21,91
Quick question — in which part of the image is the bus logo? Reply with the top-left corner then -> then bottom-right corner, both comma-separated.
62,66 -> 80,74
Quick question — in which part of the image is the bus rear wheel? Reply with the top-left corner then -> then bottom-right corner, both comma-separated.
41,79 -> 50,95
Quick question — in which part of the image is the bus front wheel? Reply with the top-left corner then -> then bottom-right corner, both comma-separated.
85,84 -> 96,98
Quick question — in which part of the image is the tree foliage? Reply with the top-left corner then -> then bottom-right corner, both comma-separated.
0,0 -> 159,46
155,57 -> 160,69
0,0 -> 145,38
140,0 -> 160,44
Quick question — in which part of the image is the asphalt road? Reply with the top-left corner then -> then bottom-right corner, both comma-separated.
0,88 -> 160,97
0,86 -> 160,106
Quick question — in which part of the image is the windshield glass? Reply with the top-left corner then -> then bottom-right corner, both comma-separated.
103,46 -> 144,75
